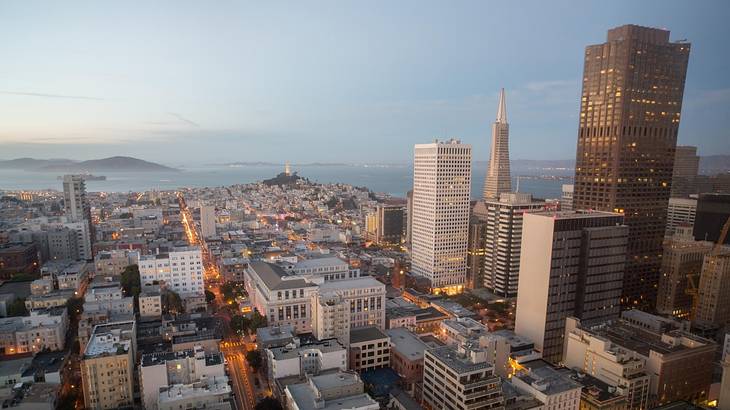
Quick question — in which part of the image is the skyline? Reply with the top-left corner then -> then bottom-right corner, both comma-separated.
1,1 -> 729,166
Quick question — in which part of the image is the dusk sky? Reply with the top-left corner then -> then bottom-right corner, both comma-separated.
1,1 -> 728,166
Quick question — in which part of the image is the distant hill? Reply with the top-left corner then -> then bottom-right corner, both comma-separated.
0,156 -> 178,172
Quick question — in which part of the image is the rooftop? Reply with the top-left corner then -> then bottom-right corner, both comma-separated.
426,345 -> 490,374
157,378 -> 231,404
386,327 -> 429,361
84,320 -> 135,358
269,339 -> 345,361
349,326 -> 388,344
286,373 -> 377,410
318,276 -> 384,292
250,261 -> 315,291
513,360 -> 582,396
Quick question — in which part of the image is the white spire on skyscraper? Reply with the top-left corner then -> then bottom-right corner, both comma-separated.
483,88 -> 511,199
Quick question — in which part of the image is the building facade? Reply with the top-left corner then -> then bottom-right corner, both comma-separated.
572,25 -> 691,308
411,139 -> 472,294
139,247 -> 205,297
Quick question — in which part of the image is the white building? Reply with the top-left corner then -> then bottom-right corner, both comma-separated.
200,205 -> 216,238
64,220 -> 92,261
316,277 -> 386,331
509,360 -> 582,410
561,184 -> 574,211
139,247 -> 205,297
284,371 -> 378,410
62,175 -> 89,223
157,379 -> 232,410
139,289 -> 162,319
514,211 -> 627,363
411,139 -> 472,295
266,339 -> 347,383
666,197 -> 697,236
140,345 -> 226,410
482,193 -> 544,297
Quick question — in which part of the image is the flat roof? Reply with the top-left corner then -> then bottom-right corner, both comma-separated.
269,339 -> 344,361
349,326 -> 388,344
515,360 -> 582,396
0,356 -> 33,377
250,261 -> 315,291
318,276 -> 384,292
426,345 -> 490,374
84,321 -> 135,358
386,328 -> 428,361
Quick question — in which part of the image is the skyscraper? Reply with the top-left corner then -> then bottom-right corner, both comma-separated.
671,146 -> 700,198
572,25 -> 691,308
515,210 -> 627,362
411,139 -> 471,295
483,89 -> 511,200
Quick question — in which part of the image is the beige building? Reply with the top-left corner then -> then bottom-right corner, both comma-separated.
94,250 -> 139,277
157,379 -> 231,410
81,320 -> 136,410
411,139 -> 472,295
665,198 -> 697,236
515,211 -> 627,363
139,289 -> 162,319
422,345 -> 504,410
311,293 -> 351,345
695,250 -> 730,326
656,226 -> 714,319
348,327 -> 390,372
284,371 -> 378,410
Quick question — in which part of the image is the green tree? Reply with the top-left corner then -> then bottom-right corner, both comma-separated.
249,311 -> 268,332
254,397 -> 283,410
162,289 -> 184,315
67,297 -> 84,319
246,350 -> 264,371
230,315 -> 249,335
221,283 -> 235,301
205,290 -> 216,303
120,264 -> 141,298
6,298 -> 28,317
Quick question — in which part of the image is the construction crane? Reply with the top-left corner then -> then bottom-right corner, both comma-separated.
686,215 -> 730,319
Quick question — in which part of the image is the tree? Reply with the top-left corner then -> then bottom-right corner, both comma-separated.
230,315 -> 249,335
255,397 -> 283,410
205,290 -> 216,303
162,290 -> 184,315
6,298 -> 28,317
67,297 -> 84,319
120,264 -> 141,298
246,350 -> 264,371
249,311 -> 268,332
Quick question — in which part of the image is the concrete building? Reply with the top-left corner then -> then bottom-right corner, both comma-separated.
139,289 -> 162,319
0,307 -> 68,355
562,184 -> 574,211
81,320 -> 136,410
311,293 -> 351,346
671,146 -> 700,199
157,378 -> 232,410
316,277 -> 386,331
466,202 -> 488,290
509,360 -> 582,410
422,345 -> 504,410
244,261 -> 318,334
572,25 -> 691,308
563,317 -> 652,409
139,246 -> 205,297
411,139 -> 472,295
483,89 -> 512,200
47,227 -> 79,261
200,205 -> 216,238
482,193 -> 545,297
267,339 -> 347,384
63,174 -> 91,223
283,371 -> 379,410
695,249 -> 730,326
564,312 -> 715,406
656,226 -> 714,319
0,243 -> 40,279
94,250 -> 140,277
515,211 -> 628,362
666,198 -> 697,236
348,326 -> 390,372
24,289 -> 74,310
63,220 -> 92,260
140,345 -> 225,410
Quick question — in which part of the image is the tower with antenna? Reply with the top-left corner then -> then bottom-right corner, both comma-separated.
483,89 -> 512,199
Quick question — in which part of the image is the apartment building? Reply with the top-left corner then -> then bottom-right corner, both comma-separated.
139,247 -> 205,297
81,321 -> 136,410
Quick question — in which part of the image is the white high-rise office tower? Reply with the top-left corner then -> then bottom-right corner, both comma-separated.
483,89 -> 511,200
411,139 -> 472,295
514,210 -> 627,363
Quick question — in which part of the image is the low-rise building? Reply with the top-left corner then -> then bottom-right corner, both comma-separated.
24,289 -> 74,310
509,360 -> 582,410
348,326 -> 390,372
94,249 -> 140,277
284,371 -> 379,410
386,327 -> 428,394
267,339 -> 347,385
139,289 -> 162,319
157,378 -> 232,410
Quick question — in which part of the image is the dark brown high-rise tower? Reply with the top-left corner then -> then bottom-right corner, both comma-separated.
573,25 -> 691,308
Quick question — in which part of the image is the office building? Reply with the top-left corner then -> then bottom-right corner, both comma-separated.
405,190 -> 413,249
283,371 -> 379,410
564,311 -> 715,406
200,205 -> 216,238
348,326 -> 390,372
666,197 -> 697,236
482,193 -> 545,297
693,194 -> 730,244
376,204 -> 405,245
411,139 -> 472,295
139,246 -> 205,298
695,249 -> 730,326
561,184 -> 574,211
515,211 -> 628,362
656,226 -> 714,319
483,89 -> 511,199
572,25 -> 691,308
466,202 -> 488,290
671,146 -> 700,198
140,345 -> 225,410
422,345 -> 504,410
81,321 -> 136,410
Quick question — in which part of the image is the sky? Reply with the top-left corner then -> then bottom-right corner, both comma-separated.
1,1 -> 729,166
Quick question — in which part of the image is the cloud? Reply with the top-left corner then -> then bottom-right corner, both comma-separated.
0,91 -> 105,101
167,112 -> 200,128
